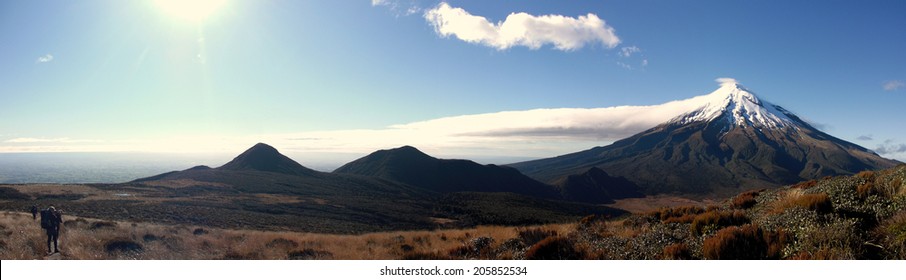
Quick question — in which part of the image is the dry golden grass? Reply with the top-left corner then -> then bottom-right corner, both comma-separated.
769,190 -> 833,214
0,211 -> 570,260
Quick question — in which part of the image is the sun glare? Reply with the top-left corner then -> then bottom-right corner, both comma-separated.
155,0 -> 227,22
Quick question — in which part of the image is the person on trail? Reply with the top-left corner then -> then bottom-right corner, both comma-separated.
31,205 -> 38,220
40,206 -> 63,254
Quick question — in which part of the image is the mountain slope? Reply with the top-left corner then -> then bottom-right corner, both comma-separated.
511,80 -> 900,196
334,146 -> 560,199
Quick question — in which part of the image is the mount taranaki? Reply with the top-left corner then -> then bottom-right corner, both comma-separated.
510,81 -> 900,196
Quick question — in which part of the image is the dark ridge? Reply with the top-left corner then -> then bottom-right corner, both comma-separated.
553,167 -> 643,204
335,146 -> 560,199
131,171 -> 180,182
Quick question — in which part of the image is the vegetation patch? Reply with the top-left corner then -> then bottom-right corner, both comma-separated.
702,224 -> 787,260
517,228 -> 558,247
791,180 -> 818,189
402,251 -> 450,260
104,239 -> 143,254
662,243 -> 692,260
731,190 -> 760,209
265,237 -> 298,249
63,218 -> 90,228
647,206 -> 705,222
90,221 -> 117,230
287,249 -> 333,260
448,236 -> 495,259
690,210 -> 749,236
876,211 -> 906,259
794,193 -> 833,214
0,187 -> 30,200
524,236 -> 585,260
142,234 -> 161,242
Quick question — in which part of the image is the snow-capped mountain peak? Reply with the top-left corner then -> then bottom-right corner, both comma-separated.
670,78 -> 796,129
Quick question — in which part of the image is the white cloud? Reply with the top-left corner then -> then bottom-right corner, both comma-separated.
883,80 -> 904,91
371,0 -> 387,6
619,46 -> 640,57
616,62 -> 632,70
642,59 -> 648,66
36,54 -> 54,63
424,2 -> 620,51
715,77 -> 739,86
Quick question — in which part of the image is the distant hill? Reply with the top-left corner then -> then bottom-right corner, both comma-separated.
218,143 -> 318,176
334,146 -> 560,199
118,143 -> 622,233
552,167 -> 644,204
511,81 -> 900,196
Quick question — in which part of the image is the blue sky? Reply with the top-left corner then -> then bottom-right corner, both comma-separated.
1,0 -> 905,166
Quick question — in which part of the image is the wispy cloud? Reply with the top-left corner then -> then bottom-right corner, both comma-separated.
619,46 -> 640,57
715,77 -> 740,86
883,80 -> 904,91
423,2 -> 620,51
857,135 -> 873,141
36,54 -> 54,63
372,0 -> 421,16
5,137 -> 99,144
875,140 -> 906,155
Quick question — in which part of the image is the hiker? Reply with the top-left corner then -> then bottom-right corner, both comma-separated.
31,205 -> 38,220
40,206 -> 63,254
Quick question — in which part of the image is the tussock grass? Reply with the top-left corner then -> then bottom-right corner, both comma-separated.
769,189 -> 832,214
662,243 -> 692,260
690,210 -> 749,236
731,190 -> 760,209
702,224 -> 788,260
524,236 -> 585,260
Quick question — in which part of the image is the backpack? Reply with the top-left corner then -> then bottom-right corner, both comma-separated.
40,210 -> 51,229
